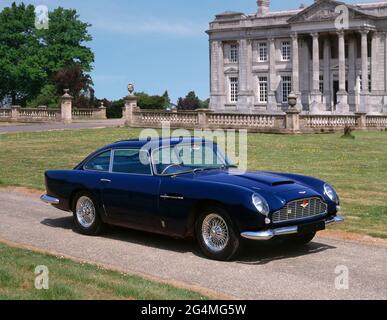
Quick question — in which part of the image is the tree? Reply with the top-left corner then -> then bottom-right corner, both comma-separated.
53,64 -> 92,98
41,7 -> 94,74
0,3 -> 94,105
0,3 -> 46,105
177,91 -> 201,110
27,84 -> 58,108
136,92 -> 165,110
162,90 -> 171,109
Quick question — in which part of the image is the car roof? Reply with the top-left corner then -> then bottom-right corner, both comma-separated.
103,137 -> 214,151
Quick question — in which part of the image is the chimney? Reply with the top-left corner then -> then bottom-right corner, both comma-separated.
257,0 -> 270,15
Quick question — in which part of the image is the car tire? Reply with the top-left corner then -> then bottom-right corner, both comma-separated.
288,231 -> 316,245
195,206 -> 240,261
73,192 -> 104,236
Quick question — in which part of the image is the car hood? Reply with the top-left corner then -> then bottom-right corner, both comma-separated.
180,169 -> 323,201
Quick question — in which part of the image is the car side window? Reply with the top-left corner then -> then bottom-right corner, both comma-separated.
84,151 -> 111,172
112,149 -> 152,175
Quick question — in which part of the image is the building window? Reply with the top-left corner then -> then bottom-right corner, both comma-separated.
230,77 -> 239,103
230,44 -> 238,63
258,42 -> 268,62
282,76 -> 292,103
319,75 -> 324,93
281,41 -> 291,61
258,76 -> 268,103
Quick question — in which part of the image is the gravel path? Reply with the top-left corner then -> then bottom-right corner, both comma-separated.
0,190 -> 385,300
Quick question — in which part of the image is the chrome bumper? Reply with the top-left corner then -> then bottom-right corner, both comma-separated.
40,194 -> 60,205
241,215 -> 344,241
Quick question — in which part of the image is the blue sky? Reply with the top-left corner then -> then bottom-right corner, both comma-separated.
0,0 -> 379,102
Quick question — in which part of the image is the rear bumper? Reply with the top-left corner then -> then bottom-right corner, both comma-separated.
40,194 -> 60,205
240,215 -> 344,241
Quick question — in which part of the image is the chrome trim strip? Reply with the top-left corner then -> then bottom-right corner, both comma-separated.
240,215 -> 345,241
160,195 -> 184,200
40,194 -> 60,205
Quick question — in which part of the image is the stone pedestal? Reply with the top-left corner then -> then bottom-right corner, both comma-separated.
309,91 -> 323,113
11,106 -> 21,121
355,112 -> 367,130
197,109 -> 211,129
336,91 -> 349,113
95,106 -> 107,119
285,108 -> 301,134
61,90 -> 73,124
123,96 -> 138,126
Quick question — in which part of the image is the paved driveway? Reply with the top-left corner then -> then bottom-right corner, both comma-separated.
0,190 -> 386,300
0,119 -> 124,133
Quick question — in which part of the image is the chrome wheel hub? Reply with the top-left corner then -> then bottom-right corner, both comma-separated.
202,214 -> 229,252
76,196 -> 96,228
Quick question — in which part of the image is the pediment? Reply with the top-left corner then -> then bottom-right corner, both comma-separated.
288,0 -> 374,24
225,67 -> 238,74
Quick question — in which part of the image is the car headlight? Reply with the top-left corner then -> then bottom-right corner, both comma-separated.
324,184 -> 339,204
252,193 -> 270,216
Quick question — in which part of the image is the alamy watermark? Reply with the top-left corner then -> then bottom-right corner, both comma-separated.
34,265 -> 49,290
138,122 -> 248,173
335,5 -> 349,31
34,5 -> 49,30
335,265 -> 349,290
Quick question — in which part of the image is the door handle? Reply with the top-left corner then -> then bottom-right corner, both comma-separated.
100,179 -> 111,183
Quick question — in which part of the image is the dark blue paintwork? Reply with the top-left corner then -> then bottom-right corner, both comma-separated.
44,137 -> 340,238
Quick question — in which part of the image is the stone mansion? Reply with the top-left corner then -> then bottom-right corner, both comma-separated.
207,0 -> 387,114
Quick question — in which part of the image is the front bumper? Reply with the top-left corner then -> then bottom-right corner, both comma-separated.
240,215 -> 344,241
40,194 -> 60,205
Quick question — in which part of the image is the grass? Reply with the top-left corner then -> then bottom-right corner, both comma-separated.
0,242 -> 208,300
0,128 -> 386,238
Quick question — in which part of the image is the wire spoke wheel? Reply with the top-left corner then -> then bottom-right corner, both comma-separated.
76,196 -> 96,229
201,214 -> 230,252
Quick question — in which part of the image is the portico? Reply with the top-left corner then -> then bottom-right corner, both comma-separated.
207,0 -> 387,115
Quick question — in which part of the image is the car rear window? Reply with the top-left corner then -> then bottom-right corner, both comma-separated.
84,150 -> 111,172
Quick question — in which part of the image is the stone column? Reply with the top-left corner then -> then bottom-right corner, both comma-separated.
61,89 -> 73,124
310,33 -> 322,113
290,33 -> 302,110
123,95 -> 138,126
348,35 -> 356,112
360,30 -> 369,113
323,37 -> 331,110
336,31 -> 349,113
237,39 -> 254,112
384,32 -> 387,114
267,38 -> 278,111
209,40 -> 226,111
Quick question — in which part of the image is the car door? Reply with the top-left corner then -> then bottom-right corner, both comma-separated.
100,148 -> 161,230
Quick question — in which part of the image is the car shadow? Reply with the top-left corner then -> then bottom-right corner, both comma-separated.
41,217 -> 336,263
236,240 -> 336,265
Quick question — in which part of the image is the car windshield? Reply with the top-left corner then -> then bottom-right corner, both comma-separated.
151,142 -> 234,176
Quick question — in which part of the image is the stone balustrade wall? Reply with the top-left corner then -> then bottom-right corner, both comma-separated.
124,107 -> 387,134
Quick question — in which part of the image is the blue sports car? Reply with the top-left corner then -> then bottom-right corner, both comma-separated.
41,137 -> 344,261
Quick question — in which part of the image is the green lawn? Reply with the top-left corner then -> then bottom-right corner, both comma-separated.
0,128 -> 386,238
0,242 -> 208,300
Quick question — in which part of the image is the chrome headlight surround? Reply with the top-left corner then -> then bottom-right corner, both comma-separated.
324,184 -> 340,204
252,193 -> 270,216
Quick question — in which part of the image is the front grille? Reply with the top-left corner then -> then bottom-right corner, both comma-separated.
272,197 -> 327,223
